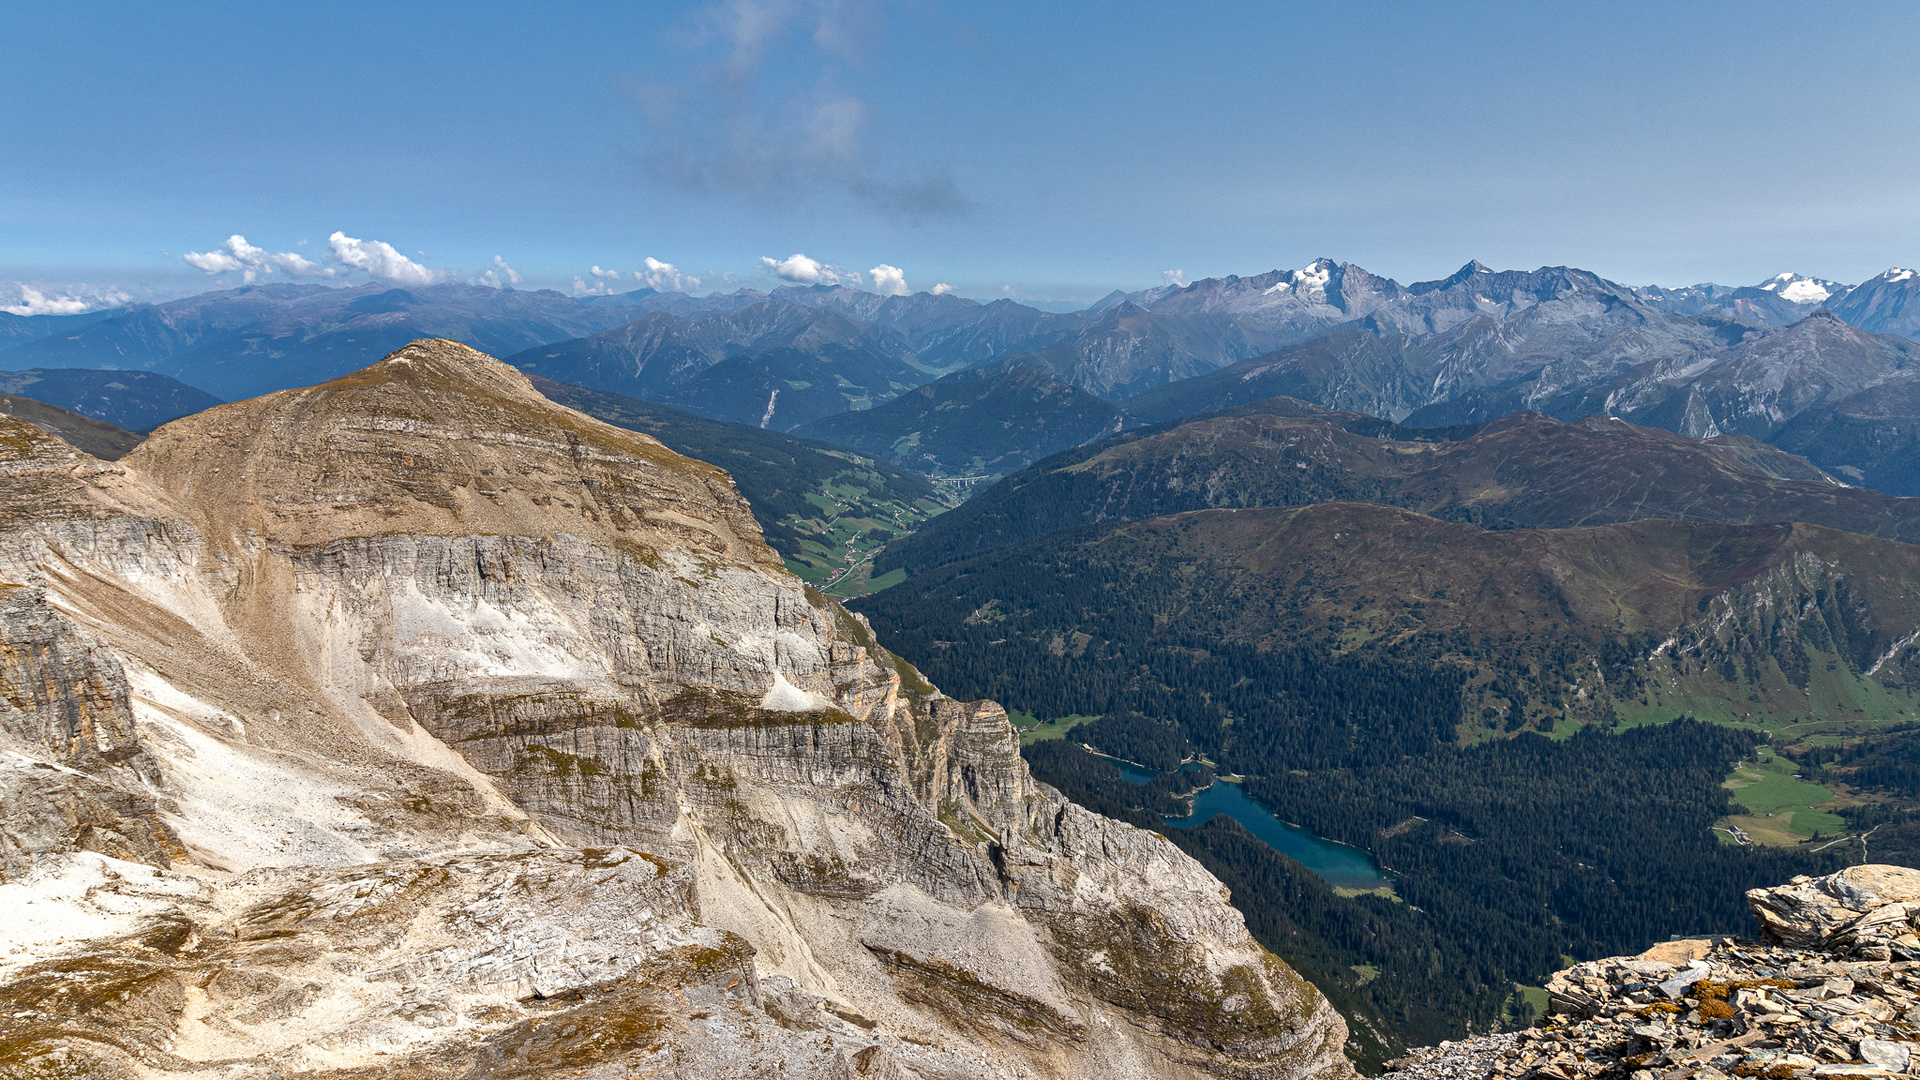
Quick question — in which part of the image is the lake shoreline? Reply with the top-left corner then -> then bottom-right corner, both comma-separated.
1114,761 -> 1391,892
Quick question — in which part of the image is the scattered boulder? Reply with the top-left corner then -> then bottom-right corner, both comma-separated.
1750,866 -> 1920,959
1387,866 -> 1920,1080
1860,1038 -> 1910,1073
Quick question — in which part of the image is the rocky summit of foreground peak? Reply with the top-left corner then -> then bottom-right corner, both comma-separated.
0,339 -> 1352,1079
125,337 -> 778,568
1386,865 -> 1920,1080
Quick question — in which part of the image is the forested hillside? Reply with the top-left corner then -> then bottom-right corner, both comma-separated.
854,502 -> 1920,1052
881,403 -> 1920,575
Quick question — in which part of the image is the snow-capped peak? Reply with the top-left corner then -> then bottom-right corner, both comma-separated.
1886,267 -> 1916,283
1757,272 -> 1838,304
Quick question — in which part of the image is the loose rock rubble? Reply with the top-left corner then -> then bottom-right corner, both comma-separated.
1385,865 -> 1920,1080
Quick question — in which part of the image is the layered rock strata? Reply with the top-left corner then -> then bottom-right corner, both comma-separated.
0,340 -> 1352,1079
1384,866 -> 1920,1080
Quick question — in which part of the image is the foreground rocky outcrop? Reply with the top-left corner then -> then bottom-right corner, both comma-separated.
1384,865 -> 1920,1080
0,340 -> 1351,1079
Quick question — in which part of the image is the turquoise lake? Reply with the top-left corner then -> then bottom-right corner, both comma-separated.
1117,763 -> 1386,890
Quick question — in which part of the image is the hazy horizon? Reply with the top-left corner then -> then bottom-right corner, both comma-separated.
6,1 -> 1917,312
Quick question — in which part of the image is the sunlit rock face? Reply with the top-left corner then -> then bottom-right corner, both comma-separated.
0,339 -> 1352,1080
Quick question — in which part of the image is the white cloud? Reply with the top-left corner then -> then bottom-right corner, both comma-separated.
869,264 -> 908,296
761,252 -> 849,285
1162,269 -> 1188,287
0,284 -> 127,316
590,265 -> 622,280
468,256 -> 527,290
326,232 -> 448,287
635,257 -> 700,292
183,234 -> 332,283
183,248 -> 244,275
573,276 -> 612,296
931,283 -> 953,295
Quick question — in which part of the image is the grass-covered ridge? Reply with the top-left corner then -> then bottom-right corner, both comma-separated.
880,404 -> 1920,577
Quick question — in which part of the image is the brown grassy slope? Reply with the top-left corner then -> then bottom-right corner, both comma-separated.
882,405 -> 1920,573
1123,503 -> 1920,650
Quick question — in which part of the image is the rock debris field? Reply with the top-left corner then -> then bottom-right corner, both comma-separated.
1385,865 -> 1920,1080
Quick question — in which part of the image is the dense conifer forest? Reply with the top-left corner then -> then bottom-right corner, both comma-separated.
1001,708 -> 1848,1063
852,521 -> 1884,1056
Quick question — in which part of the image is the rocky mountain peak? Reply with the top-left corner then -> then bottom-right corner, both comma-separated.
0,340 -> 1352,1079
124,338 -> 776,566
1826,267 -> 1920,339
1408,259 -> 1495,294
330,335 -> 541,395
1757,272 -> 1844,304
1761,306 -> 1881,350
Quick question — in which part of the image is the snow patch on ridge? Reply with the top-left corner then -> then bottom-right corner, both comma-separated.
1778,279 -> 1832,303
1759,274 -> 1835,304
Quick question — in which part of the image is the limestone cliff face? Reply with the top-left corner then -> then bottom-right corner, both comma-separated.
0,340 -> 1352,1080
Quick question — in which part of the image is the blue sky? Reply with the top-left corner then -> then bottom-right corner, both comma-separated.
4,0 -> 1917,308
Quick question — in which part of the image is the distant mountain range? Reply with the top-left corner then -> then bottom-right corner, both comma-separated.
505,297 -> 954,430
793,359 -> 1124,475
1116,265 -> 1920,427
1003,266 -> 1920,493
7,260 -> 1918,495
1633,273 -> 1844,326
0,307 -> 115,346
0,283 -> 657,400
507,261 -> 1920,491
